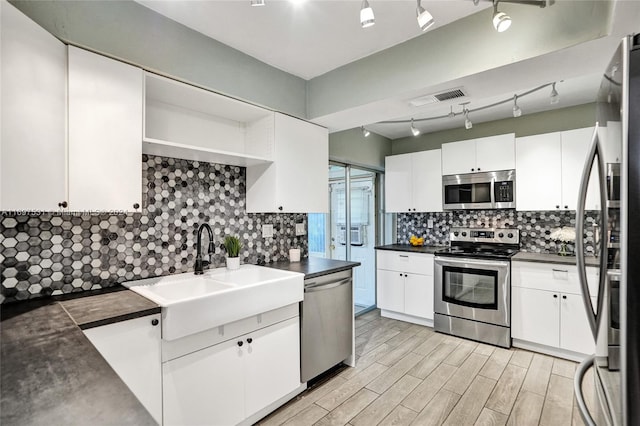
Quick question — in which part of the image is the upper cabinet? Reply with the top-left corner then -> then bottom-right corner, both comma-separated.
246,113 -> 328,213
1,1 -> 67,211
68,46 -> 144,212
385,149 -> 442,213
516,127 -> 599,211
441,134 -> 515,175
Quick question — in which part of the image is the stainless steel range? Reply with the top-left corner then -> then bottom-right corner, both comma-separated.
434,227 -> 519,348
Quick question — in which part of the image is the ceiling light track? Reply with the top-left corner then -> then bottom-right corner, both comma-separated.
373,81 -> 559,132
474,0 -> 555,32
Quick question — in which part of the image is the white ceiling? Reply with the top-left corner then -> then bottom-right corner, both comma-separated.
137,0 -> 492,80
136,0 -> 640,140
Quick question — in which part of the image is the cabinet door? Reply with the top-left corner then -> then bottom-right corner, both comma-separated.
475,133 -> 515,172
244,317 -> 300,417
441,139 -> 477,175
412,149 -> 443,212
273,113 -> 328,213
561,127 -> 600,210
511,287 -> 560,347
83,314 -> 162,424
515,133 -> 562,211
163,337 -> 244,426
560,293 -> 595,354
385,154 -> 413,212
68,46 -> 143,212
404,273 -> 433,320
1,1 -> 67,211
376,269 -> 405,312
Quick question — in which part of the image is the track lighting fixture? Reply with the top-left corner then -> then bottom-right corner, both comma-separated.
416,0 -> 435,32
250,0 -> 265,6
361,126 -> 371,137
550,82 -> 559,104
461,104 -> 473,130
492,0 -> 511,32
512,95 -> 522,117
411,119 -> 420,136
360,0 -> 375,28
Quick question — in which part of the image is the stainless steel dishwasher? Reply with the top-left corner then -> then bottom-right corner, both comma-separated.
301,269 -> 353,383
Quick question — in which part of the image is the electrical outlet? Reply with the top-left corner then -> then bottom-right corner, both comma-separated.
427,219 -> 434,229
295,223 -> 306,236
262,224 -> 274,238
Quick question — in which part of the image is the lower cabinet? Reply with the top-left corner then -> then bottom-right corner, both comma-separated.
83,314 -> 162,424
376,250 -> 434,323
511,261 -> 598,356
162,317 -> 300,426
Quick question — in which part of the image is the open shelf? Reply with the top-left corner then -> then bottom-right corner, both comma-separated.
142,137 -> 272,167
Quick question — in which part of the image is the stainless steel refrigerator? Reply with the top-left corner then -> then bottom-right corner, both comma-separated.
574,34 -> 640,426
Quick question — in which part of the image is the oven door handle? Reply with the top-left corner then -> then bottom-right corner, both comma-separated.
435,256 -> 509,269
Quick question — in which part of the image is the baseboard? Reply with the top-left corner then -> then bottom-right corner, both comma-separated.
242,382 -> 307,426
512,339 -> 591,362
380,310 -> 434,328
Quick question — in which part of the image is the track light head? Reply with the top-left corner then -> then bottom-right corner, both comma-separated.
360,0 -> 375,28
410,119 -> 420,137
512,95 -> 522,117
550,82 -> 560,105
492,1 -> 511,32
250,0 -> 265,6
416,0 -> 435,32
361,126 -> 371,137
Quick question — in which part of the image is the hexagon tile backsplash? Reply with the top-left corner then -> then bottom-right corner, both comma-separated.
0,155 -> 308,304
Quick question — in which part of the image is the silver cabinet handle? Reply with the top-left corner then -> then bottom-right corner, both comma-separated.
399,254 -> 409,258
552,268 -> 568,273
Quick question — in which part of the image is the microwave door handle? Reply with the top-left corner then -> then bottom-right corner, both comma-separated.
490,177 -> 496,207
575,124 -> 608,340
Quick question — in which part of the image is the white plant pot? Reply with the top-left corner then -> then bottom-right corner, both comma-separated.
226,256 -> 240,270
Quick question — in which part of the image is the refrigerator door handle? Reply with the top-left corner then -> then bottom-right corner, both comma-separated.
575,124 -> 608,339
574,355 -> 597,426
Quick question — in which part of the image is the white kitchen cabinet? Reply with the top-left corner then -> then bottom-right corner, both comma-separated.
83,314 -> 162,424
376,250 -> 434,324
511,260 -> 597,357
441,134 -> 515,175
385,149 -> 442,213
163,316 -> 300,426
246,113 -> 328,213
511,287 -> 560,347
0,1 -> 67,211
516,127 -> 599,211
377,269 -> 405,312
68,46 -> 143,212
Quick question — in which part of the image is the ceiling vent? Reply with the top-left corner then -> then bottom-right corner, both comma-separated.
408,87 -> 468,107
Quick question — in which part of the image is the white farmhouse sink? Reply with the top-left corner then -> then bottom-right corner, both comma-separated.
124,265 -> 304,341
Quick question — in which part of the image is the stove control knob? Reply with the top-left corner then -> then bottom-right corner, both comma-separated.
453,231 -> 459,237
508,233 -> 514,238
498,232 -> 504,238
461,232 -> 467,237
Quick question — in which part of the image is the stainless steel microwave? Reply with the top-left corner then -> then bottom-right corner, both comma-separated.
442,170 -> 516,210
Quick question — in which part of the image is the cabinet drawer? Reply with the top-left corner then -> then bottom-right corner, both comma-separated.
377,250 -> 433,275
511,261 -> 598,295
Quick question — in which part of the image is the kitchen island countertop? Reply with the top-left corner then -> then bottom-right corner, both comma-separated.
266,257 -> 360,279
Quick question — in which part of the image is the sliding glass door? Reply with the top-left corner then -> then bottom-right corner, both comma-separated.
309,163 -> 380,316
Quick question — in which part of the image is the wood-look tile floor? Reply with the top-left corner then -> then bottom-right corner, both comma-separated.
258,309 -> 596,426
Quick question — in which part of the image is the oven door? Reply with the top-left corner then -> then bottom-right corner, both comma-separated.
434,256 -> 510,327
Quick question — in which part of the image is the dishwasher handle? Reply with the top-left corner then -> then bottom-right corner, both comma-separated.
305,278 -> 352,293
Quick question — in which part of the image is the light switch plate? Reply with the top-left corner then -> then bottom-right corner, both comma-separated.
295,223 -> 306,236
262,224 -> 274,238
427,219 -> 434,229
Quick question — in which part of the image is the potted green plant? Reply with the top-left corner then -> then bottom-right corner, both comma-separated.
223,235 -> 242,270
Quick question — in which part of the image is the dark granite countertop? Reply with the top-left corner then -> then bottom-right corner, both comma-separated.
1,298 -> 157,425
60,289 -> 160,330
512,252 -> 600,267
266,257 -> 360,279
375,244 -> 446,254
